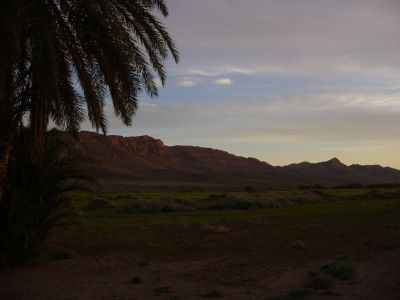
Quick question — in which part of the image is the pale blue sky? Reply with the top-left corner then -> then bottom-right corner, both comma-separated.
82,0 -> 400,168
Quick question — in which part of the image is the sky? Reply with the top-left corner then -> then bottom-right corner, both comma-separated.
82,0 -> 400,168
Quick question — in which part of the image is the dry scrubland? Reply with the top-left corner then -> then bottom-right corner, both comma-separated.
1,188 -> 400,299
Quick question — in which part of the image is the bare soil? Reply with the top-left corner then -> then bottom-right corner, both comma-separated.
0,247 -> 399,299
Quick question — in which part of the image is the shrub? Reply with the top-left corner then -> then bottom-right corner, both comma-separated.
243,186 -> 255,192
205,196 -> 263,210
206,193 -> 229,201
53,248 -> 77,260
305,271 -> 333,290
291,241 -> 307,250
321,258 -> 355,280
119,198 -> 196,213
202,289 -> 224,298
85,198 -> 118,211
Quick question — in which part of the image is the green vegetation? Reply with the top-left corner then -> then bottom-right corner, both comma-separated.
202,289 -> 224,298
52,248 -> 77,260
69,187 -> 400,214
44,188 -> 400,264
305,271 -> 333,290
0,135 -> 86,265
267,258 -> 357,299
266,257 -> 357,299
291,241 -> 307,250
321,258 -> 355,280
85,198 -> 118,211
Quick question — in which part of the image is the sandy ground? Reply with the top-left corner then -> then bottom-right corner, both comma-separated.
0,247 -> 399,300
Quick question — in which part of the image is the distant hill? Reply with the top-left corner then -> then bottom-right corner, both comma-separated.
61,131 -> 400,191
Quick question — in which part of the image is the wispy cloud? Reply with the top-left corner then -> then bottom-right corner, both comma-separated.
213,78 -> 233,86
172,58 -> 400,81
176,66 -> 255,77
177,79 -> 197,87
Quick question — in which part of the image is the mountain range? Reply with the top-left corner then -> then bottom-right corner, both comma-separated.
62,131 -> 400,191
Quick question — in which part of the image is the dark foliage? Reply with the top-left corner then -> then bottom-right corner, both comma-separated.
321,258 -> 355,281
0,132 -> 88,265
1,0 -> 179,137
305,271 -> 333,290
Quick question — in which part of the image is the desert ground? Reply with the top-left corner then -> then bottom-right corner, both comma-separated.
1,189 -> 399,300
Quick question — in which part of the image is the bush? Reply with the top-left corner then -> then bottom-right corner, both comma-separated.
202,289 -> 224,298
206,193 -> 228,201
305,271 -> 333,290
321,258 -> 355,280
0,133 -> 88,265
85,198 -> 118,211
53,248 -> 77,260
205,195 -> 264,210
363,190 -> 400,200
119,198 -> 196,213
291,241 -> 307,250
243,186 -> 255,192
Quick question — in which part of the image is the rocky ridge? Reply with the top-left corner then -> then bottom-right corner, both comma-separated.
62,131 -> 400,191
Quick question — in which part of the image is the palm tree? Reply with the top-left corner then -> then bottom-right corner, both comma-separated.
0,130 -> 88,264
0,0 -> 179,201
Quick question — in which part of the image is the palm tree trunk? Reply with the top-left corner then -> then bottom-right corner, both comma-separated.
0,128 -> 11,203
0,66 -> 13,203
0,71 -> 12,203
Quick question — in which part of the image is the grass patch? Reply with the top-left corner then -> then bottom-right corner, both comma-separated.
73,188 -> 400,215
51,191 -> 400,262
52,248 -> 77,260
321,258 -> 355,280
85,198 -> 118,211
305,271 -> 333,290
291,241 -> 307,250
137,261 -> 150,267
202,289 -> 224,297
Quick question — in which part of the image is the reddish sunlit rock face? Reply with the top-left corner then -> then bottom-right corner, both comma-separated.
59,131 -> 400,191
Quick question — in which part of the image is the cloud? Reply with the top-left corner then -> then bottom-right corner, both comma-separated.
177,79 -> 197,87
172,56 -> 400,81
213,78 -> 233,86
176,66 -> 254,77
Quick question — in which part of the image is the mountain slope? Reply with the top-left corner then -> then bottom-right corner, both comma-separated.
62,131 -> 400,191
